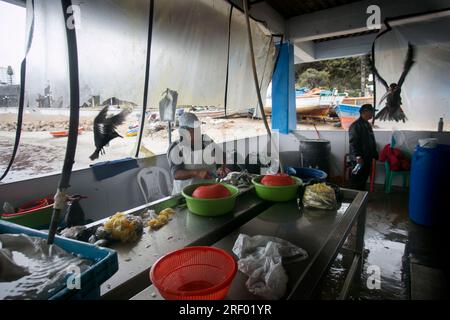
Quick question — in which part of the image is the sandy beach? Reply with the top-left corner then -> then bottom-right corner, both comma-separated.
0,110 -> 340,183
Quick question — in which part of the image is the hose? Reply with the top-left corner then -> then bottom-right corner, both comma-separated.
48,0 -> 80,244
0,0 -> 35,182
243,0 -> 284,173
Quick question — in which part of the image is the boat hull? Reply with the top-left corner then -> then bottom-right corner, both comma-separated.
50,128 -> 83,138
264,93 -> 345,117
335,104 -> 361,130
264,104 -> 330,117
341,97 -> 374,106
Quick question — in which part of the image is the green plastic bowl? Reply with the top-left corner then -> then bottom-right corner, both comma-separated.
252,176 -> 302,202
182,183 -> 239,217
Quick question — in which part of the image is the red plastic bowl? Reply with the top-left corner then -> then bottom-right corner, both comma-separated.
192,184 -> 231,199
150,246 -> 237,300
261,173 -> 294,186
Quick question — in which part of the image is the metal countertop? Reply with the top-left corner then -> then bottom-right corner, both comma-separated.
96,188 -> 271,299
132,189 -> 368,300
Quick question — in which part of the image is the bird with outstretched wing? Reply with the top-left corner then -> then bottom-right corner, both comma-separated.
90,106 -> 130,160
370,43 -> 416,122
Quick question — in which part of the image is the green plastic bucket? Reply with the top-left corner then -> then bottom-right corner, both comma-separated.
0,203 -> 54,229
182,183 -> 239,217
252,176 -> 302,202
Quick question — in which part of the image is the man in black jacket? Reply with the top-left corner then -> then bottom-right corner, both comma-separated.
349,104 -> 379,190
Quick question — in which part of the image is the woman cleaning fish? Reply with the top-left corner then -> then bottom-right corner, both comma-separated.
167,113 -> 231,195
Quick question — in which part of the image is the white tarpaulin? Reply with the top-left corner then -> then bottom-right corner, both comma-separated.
227,9 -> 276,114
374,16 -> 450,131
25,0 -> 70,109
148,0 -> 229,109
24,0 -> 276,112
75,0 -> 149,107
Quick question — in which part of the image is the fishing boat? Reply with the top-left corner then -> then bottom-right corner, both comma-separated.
50,128 -> 84,138
127,124 -> 139,137
334,97 -> 374,129
335,104 -> 361,130
341,96 -> 374,106
265,88 -> 347,117
127,129 -> 139,137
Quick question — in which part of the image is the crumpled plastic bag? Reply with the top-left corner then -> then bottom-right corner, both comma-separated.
303,183 -> 337,210
232,234 -> 308,300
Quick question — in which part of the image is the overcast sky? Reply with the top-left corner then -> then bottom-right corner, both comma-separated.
0,1 -> 26,84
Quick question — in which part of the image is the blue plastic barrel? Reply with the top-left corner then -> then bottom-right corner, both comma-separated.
409,144 -> 450,226
288,167 -> 328,183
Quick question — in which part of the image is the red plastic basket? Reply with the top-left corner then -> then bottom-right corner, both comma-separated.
150,246 -> 237,300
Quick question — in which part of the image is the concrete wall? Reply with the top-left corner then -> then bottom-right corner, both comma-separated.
0,155 -> 170,222
278,130 -> 449,185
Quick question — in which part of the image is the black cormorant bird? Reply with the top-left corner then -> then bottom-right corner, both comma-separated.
90,106 -> 130,160
370,43 -> 415,122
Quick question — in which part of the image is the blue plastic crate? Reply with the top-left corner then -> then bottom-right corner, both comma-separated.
0,219 -> 118,300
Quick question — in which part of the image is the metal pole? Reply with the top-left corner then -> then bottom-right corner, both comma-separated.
372,51 -> 376,126
135,0 -> 154,158
168,121 -> 172,145
224,6 -> 232,118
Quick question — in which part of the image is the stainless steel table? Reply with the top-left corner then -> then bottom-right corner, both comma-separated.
132,189 -> 367,300
88,188 -> 270,300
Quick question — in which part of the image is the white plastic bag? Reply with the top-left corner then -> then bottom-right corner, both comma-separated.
232,234 -> 308,300
159,89 -> 178,121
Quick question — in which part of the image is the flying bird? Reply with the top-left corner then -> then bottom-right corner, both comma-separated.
370,43 -> 416,122
89,106 -> 130,160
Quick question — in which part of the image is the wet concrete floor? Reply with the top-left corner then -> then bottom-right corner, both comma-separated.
317,188 -> 447,300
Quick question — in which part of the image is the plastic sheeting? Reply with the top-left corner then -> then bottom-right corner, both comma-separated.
45,0 -> 276,112
26,0 -> 149,107
227,9 -> 275,114
1,0 -> 276,182
148,0 -> 275,113
74,0 -> 149,107
23,0 -> 276,133
148,0 -> 229,109
374,16 -> 450,131
25,0 -> 69,109
141,0 -> 276,154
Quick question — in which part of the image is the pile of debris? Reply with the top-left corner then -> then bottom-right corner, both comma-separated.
0,120 -> 94,132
